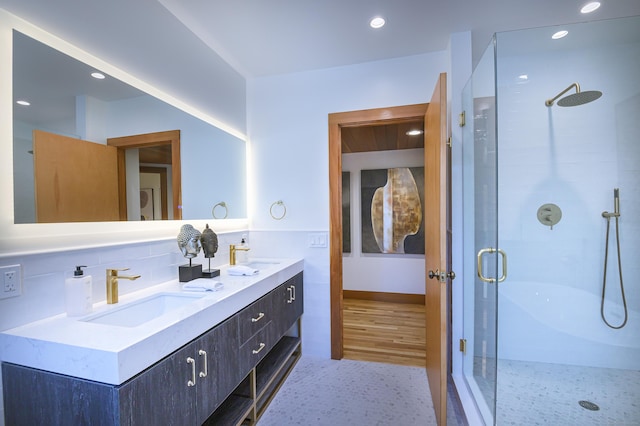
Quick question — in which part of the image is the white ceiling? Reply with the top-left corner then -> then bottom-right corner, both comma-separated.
2,0 -> 640,79
156,0 -> 640,77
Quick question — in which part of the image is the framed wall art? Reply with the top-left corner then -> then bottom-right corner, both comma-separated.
360,167 -> 424,254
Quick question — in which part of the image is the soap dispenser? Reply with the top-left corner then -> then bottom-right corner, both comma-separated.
238,235 -> 249,264
65,265 -> 93,317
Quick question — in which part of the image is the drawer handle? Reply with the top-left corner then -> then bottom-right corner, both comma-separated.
251,312 -> 265,322
252,342 -> 266,354
198,349 -> 208,378
291,285 -> 296,301
186,357 -> 196,387
287,286 -> 293,304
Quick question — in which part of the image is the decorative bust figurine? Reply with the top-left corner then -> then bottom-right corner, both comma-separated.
200,224 -> 219,258
177,224 -> 202,259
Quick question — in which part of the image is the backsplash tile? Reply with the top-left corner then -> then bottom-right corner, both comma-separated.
0,231 -> 246,333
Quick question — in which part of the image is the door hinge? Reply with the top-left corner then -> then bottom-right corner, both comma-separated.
446,137 -> 452,148
458,111 -> 466,127
459,338 -> 467,354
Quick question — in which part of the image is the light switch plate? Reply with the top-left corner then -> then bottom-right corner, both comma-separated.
308,232 -> 328,248
1,264 -> 22,299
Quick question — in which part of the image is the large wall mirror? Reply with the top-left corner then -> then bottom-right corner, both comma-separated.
12,30 -> 247,224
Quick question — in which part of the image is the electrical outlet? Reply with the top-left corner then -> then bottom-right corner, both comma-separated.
0,264 -> 22,299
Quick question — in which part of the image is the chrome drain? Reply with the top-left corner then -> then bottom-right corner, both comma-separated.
579,400 -> 600,411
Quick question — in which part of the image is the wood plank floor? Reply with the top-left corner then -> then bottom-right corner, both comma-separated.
343,298 -> 426,367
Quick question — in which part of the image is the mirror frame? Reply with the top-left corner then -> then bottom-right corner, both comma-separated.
0,10 -> 248,257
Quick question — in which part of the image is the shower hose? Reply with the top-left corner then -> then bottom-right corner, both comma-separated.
601,214 -> 628,329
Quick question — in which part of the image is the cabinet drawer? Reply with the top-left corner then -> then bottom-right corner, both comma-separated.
238,295 -> 273,344
239,322 -> 274,373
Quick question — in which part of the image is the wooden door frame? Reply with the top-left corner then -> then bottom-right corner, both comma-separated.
328,104 -> 428,359
107,130 -> 181,220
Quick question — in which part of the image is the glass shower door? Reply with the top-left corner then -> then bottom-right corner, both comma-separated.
461,39 -> 499,425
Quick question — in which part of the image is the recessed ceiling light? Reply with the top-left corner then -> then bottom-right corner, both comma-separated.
16,100 -> 30,106
581,2 -> 601,13
370,17 -> 385,29
406,129 -> 423,136
91,72 -> 106,79
552,30 -> 568,40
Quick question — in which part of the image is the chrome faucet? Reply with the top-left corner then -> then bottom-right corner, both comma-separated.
106,268 -> 141,304
229,244 -> 250,266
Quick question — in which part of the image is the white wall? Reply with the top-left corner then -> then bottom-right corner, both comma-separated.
342,149 -> 425,295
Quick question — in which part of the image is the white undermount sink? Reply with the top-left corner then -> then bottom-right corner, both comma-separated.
82,292 -> 205,328
244,261 -> 280,270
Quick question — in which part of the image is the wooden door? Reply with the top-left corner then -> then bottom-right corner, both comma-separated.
33,130 -> 119,223
424,73 -> 448,425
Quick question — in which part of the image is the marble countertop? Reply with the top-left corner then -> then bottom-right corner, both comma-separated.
0,258 -> 303,385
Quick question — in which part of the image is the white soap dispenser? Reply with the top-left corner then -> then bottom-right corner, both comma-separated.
65,265 -> 93,317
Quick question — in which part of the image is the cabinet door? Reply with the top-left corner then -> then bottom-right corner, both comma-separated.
119,342 -> 198,426
274,273 -> 304,336
195,315 -> 241,423
290,273 -> 304,323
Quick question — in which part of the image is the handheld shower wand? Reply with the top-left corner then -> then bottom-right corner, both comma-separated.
602,188 -> 620,218
600,188 -> 627,329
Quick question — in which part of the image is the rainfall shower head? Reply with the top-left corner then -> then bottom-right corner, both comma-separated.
545,83 -> 602,107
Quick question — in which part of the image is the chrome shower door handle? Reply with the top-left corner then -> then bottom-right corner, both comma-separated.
497,249 -> 507,282
477,248 -> 507,283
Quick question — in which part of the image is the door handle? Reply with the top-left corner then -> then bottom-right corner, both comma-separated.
428,269 -> 456,282
198,349 -> 208,378
252,342 -> 266,354
477,248 -> 507,283
186,357 -> 196,387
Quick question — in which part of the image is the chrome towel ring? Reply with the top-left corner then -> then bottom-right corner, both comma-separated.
212,201 -> 228,219
270,200 -> 286,220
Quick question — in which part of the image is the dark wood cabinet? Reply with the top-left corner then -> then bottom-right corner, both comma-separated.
195,316 -> 241,423
119,316 -> 239,426
2,362 -> 124,426
2,272 -> 304,426
119,341 -> 199,426
274,273 -> 304,337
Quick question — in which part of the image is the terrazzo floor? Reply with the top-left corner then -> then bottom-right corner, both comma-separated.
473,358 -> 640,425
257,356 -> 439,426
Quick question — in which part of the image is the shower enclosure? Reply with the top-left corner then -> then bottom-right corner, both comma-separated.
460,16 -> 640,425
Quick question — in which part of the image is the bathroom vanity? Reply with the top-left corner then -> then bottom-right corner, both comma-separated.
1,259 -> 303,425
